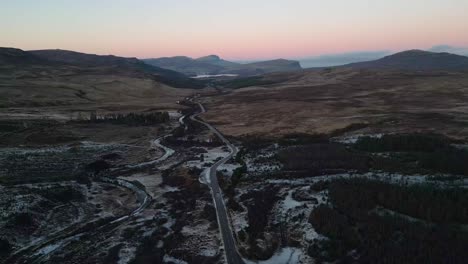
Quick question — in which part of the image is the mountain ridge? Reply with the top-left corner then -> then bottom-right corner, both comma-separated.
345,49 -> 468,71
1,48 -> 204,88
0,47 -> 57,66
143,55 -> 302,76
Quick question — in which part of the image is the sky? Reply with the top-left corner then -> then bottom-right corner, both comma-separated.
1,0 -> 468,60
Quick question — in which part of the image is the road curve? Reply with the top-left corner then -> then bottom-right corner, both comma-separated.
190,102 -> 245,264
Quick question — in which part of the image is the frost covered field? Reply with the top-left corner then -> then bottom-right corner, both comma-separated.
219,132 -> 468,263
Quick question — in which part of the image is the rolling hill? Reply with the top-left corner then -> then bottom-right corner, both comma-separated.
27,49 -> 204,88
0,47 -> 201,110
143,55 -> 302,76
0,47 -> 53,65
143,56 -> 225,77
346,50 -> 468,71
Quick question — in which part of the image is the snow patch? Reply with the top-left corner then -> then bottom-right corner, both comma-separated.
218,163 -> 241,177
118,246 -> 136,264
34,243 -> 61,256
282,191 -> 302,211
245,247 -> 304,264
163,255 -> 188,264
332,133 -> 384,144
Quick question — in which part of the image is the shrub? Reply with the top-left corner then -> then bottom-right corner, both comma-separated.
354,133 -> 452,153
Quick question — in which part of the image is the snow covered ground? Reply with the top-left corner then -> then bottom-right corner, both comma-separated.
281,190 -> 302,211
265,171 -> 468,187
245,247 -> 308,264
185,146 -> 232,184
126,136 -> 175,169
186,146 -> 230,170
244,156 -> 282,176
218,163 -> 242,177
231,165 -> 466,264
331,133 -> 384,144
163,255 -> 188,264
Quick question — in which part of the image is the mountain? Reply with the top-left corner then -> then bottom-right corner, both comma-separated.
27,49 -> 203,88
233,59 -> 301,74
29,49 -> 144,67
0,47 -> 53,65
428,45 -> 468,56
143,55 -> 302,76
195,55 -> 239,68
297,51 -> 391,68
346,50 -> 468,71
0,48 -> 202,109
144,56 -> 224,76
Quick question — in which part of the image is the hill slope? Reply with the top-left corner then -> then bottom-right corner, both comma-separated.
346,50 -> 468,71
143,55 -> 302,76
0,47 -> 53,65
144,56 -> 225,76
0,48 -> 196,109
230,59 -> 302,75
28,49 -> 203,88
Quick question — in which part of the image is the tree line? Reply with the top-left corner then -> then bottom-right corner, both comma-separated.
308,178 -> 468,263
75,111 -> 170,126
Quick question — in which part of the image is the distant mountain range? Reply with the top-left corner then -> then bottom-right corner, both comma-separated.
3,47 -> 468,86
0,47 -> 50,65
428,45 -> 468,56
297,51 -> 392,68
0,48 -> 204,88
296,45 -> 468,68
345,50 -> 468,71
30,49 -> 152,68
143,55 -> 302,76
219,50 -> 468,89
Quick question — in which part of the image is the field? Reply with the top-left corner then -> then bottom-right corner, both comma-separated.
1,53 -> 468,263
0,64 -> 196,115
202,68 -> 468,139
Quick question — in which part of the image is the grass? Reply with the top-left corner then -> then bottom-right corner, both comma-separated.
219,76 -> 279,89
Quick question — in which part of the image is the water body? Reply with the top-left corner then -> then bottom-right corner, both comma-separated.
191,74 -> 239,79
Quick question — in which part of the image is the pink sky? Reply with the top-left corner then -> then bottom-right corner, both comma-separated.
1,0 -> 468,59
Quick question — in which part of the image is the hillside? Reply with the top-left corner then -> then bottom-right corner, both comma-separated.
346,50 -> 468,71
27,49 -> 204,88
143,55 -> 302,76
144,56 -> 225,76
202,67 -> 468,139
30,49 -> 145,67
0,47 -> 54,65
229,59 -> 302,75
0,47 -> 202,110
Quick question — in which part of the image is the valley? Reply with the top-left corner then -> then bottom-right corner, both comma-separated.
1,48 -> 468,264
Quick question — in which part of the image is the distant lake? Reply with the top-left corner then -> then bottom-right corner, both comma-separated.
191,74 -> 239,79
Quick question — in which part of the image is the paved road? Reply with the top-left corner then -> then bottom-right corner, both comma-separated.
190,103 -> 245,264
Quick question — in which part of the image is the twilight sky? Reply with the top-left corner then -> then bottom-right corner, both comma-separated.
2,0 -> 468,60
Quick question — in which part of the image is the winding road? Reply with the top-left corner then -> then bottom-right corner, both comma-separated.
190,102 -> 245,264
9,105 -> 245,264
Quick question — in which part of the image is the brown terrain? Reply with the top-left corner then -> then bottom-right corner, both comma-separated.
1,47 -> 468,264
202,68 -> 468,139
0,48 -> 212,149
